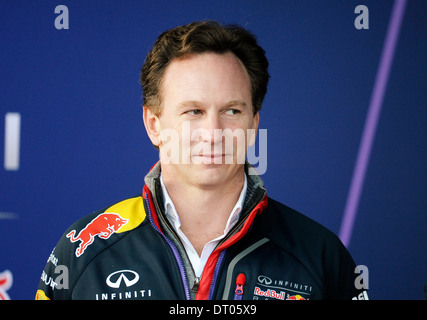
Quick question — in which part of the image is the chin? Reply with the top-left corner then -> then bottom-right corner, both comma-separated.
191,163 -> 239,186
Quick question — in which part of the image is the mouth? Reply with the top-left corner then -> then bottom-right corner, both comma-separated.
192,152 -> 232,158
191,153 -> 233,164
198,154 -> 226,158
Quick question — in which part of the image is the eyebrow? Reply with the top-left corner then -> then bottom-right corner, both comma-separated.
177,100 -> 203,108
224,100 -> 248,108
177,100 -> 248,108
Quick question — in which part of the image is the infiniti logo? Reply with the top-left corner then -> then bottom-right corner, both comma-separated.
257,275 -> 272,285
106,270 -> 139,288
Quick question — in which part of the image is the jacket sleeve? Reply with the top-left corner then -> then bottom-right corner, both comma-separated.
323,237 -> 369,300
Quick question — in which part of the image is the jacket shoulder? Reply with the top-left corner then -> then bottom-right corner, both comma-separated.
36,195 -> 147,300
261,197 -> 341,246
61,194 -> 147,259
71,195 -> 146,234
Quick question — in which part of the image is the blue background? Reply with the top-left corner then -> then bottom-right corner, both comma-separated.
0,0 -> 426,299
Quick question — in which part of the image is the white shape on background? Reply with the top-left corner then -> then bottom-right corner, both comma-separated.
4,113 -> 21,171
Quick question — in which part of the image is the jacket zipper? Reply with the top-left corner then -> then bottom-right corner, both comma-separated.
191,277 -> 200,296
144,194 -> 191,300
208,250 -> 226,299
234,273 -> 246,300
152,180 -> 201,299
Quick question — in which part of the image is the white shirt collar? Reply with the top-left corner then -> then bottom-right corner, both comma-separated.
160,173 -> 247,235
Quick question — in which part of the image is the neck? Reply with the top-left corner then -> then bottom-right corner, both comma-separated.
161,166 -> 246,253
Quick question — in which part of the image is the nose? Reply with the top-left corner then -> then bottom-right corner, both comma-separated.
201,113 -> 223,145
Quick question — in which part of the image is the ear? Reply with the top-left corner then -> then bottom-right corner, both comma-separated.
143,106 -> 162,147
248,112 -> 260,147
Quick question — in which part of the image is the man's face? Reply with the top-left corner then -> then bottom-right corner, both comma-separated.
145,52 -> 259,188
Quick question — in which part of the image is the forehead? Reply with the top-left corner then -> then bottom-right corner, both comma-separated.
161,52 -> 251,107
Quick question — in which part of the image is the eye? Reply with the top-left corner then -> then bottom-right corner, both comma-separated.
224,108 -> 241,115
186,109 -> 202,116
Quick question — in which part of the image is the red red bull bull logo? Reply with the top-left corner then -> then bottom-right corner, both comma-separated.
286,294 -> 306,300
253,286 -> 286,300
0,270 -> 13,300
66,213 -> 128,257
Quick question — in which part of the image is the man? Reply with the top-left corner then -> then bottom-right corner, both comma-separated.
36,21 -> 368,300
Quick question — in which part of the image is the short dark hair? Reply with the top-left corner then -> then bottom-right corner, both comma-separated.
140,20 -> 270,116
